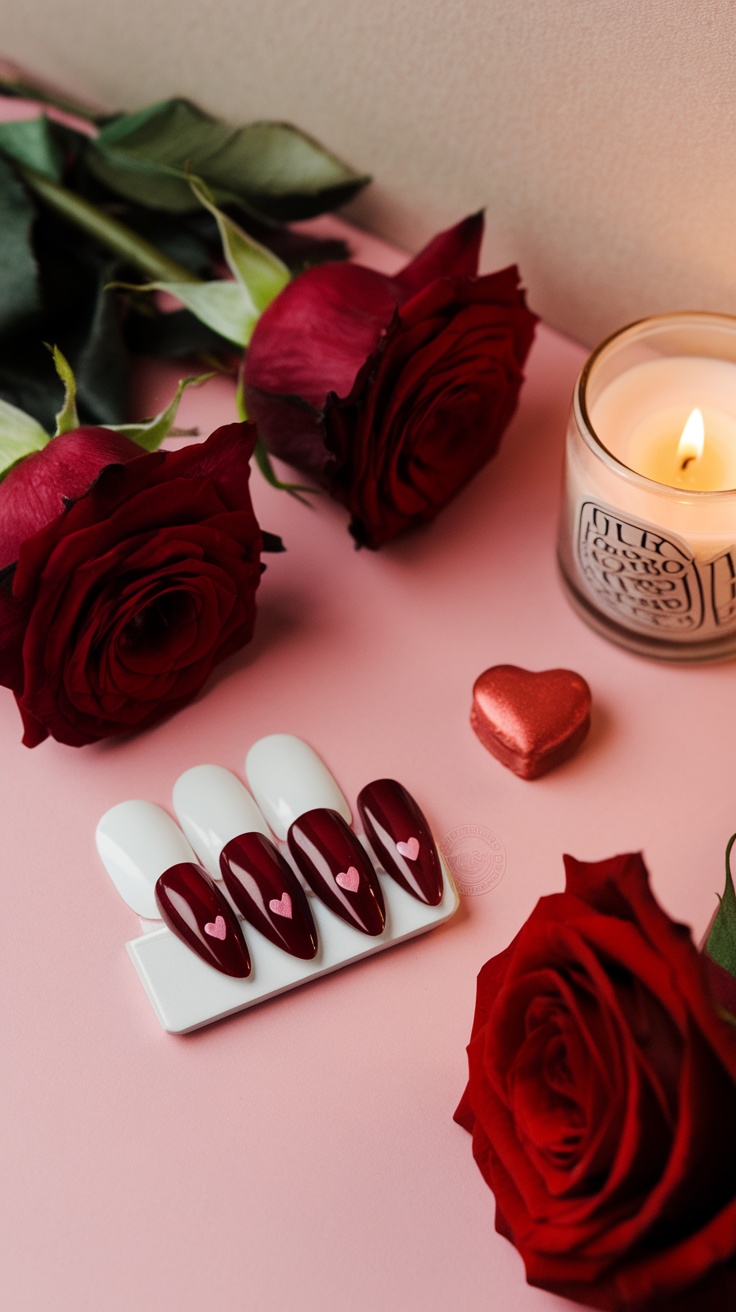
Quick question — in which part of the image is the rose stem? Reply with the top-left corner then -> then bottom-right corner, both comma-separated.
17,164 -> 201,285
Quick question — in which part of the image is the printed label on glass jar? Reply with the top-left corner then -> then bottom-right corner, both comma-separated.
575,500 -> 736,638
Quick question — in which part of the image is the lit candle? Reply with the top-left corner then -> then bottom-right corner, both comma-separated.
590,357 -> 736,491
558,315 -> 736,661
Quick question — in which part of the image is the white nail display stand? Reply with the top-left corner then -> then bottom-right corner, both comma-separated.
100,738 -> 460,1034
127,858 -> 458,1033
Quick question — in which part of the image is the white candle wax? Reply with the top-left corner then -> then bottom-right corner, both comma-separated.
590,356 -> 736,491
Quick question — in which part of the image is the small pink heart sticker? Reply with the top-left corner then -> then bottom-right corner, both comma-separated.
269,893 -> 293,919
204,915 -> 227,940
396,837 -> 420,861
336,866 -> 360,893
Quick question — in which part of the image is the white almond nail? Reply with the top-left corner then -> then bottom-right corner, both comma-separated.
245,734 -> 352,840
96,799 -> 196,918
172,764 -> 273,879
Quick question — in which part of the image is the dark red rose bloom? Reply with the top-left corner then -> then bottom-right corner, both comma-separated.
244,213 -> 537,548
454,853 -> 736,1311
0,422 -> 272,747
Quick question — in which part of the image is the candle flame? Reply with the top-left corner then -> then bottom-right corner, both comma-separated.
677,408 -> 705,469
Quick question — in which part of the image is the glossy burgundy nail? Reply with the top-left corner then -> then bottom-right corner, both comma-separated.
357,779 -> 444,906
220,832 -> 318,960
287,808 -> 385,936
155,862 -> 251,977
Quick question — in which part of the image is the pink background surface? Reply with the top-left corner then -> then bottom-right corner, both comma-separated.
2,219 -> 734,1312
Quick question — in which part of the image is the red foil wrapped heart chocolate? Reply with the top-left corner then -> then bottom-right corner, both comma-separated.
471,665 -> 591,780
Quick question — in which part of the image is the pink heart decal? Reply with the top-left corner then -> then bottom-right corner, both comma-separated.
336,866 -> 360,893
269,893 -> 293,919
396,837 -> 420,861
204,915 -> 227,940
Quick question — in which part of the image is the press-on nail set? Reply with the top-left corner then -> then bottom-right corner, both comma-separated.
97,734 -> 459,1032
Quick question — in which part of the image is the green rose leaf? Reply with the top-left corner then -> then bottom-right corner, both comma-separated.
706,833 -> 736,978
49,345 -> 80,435
83,99 -> 370,220
0,152 -> 42,334
0,227 -> 131,434
112,184 -> 291,347
44,346 -> 208,451
0,115 -> 63,179
0,397 -> 49,480
188,178 -> 290,312
113,277 -> 258,347
109,372 -> 213,452
69,256 -> 130,425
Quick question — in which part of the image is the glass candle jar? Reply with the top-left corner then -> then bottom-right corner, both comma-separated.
558,313 -> 736,661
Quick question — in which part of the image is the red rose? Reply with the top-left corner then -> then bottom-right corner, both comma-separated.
454,852 -> 736,1311
244,213 -> 537,548
0,422 -> 272,747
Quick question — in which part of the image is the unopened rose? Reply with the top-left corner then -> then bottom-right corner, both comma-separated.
455,852 -> 736,1311
0,422 -> 274,746
244,213 -> 537,547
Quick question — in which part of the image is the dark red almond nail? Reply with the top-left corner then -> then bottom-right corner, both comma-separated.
287,808 -> 385,936
155,862 -> 251,977
357,779 -> 444,906
220,832 -> 319,960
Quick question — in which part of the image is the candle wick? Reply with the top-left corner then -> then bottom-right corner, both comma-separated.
681,455 -> 695,471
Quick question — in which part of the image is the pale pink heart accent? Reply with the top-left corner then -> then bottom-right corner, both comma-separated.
204,915 -> 227,940
396,837 -> 420,861
335,866 -> 360,893
269,893 -> 293,919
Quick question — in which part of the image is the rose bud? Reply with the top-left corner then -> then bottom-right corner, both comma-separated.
455,851 -> 736,1311
244,213 -> 537,548
0,422 -> 277,747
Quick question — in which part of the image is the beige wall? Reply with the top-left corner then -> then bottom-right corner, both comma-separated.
3,0 -> 736,346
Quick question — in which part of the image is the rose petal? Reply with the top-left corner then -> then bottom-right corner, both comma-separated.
0,572 -> 27,693
0,426 -> 140,570
245,263 -> 398,413
391,212 -> 484,293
